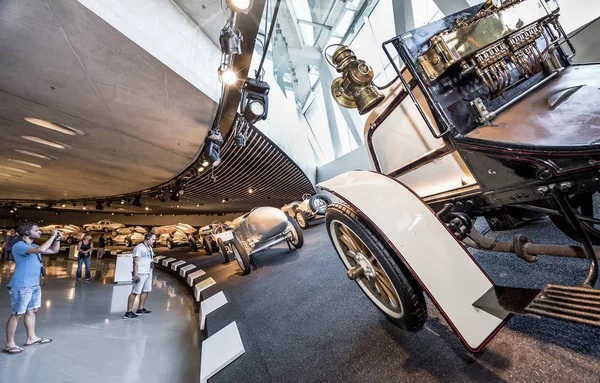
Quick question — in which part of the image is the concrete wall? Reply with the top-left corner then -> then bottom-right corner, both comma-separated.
0,210 -> 242,229
77,0 -> 221,102
316,145 -> 373,185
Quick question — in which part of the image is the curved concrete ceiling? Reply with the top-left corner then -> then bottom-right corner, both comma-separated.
0,0 -> 217,200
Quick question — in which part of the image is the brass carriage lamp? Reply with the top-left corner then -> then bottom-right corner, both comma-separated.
327,45 -> 384,115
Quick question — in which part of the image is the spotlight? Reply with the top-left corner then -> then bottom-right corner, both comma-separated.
106,201 -> 113,207
61,204 -> 66,208
170,190 -> 180,202
37,205 -> 41,209
240,78 -> 269,124
145,207 -> 149,211
248,188 -> 253,193
83,206 -> 87,210
72,202 -> 77,207
218,64 -> 237,85
202,141 -> 221,167
219,24 -> 243,55
9,210 -> 14,213
234,132 -> 246,147
178,188 -> 185,195
201,160 -> 209,167
226,0 -> 253,13
120,199 -> 125,205
132,195 -> 142,207
198,166 -> 205,172
95,201 -> 104,210
207,129 -> 224,144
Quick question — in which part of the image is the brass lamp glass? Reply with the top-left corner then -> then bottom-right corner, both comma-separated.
328,45 -> 384,115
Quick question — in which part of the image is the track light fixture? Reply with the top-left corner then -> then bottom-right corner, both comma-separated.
95,201 -> 104,210
120,199 -> 125,205
218,64 -> 238,85
106,201 -> 113,207
132,195 -> 142,207
226,0 -> 253,14
202,141 -> 221,167
240,78 -> 270,124
73,202 -> 77,207
219,23 -> 243,56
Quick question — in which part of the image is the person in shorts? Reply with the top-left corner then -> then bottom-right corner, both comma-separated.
2,228 -> 18,272
3,223 -> 61,354
124,233 -> 156,319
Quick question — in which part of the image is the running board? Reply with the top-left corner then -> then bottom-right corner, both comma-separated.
474,285 -> 600,327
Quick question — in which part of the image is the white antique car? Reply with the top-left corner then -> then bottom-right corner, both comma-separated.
282,193 -> 332,229
39,224 -> 64,235
198,222 -> 227,255
106,226 -> 147,247
151,223 -> 200,250
215,207 -> 304,275
83,219 -> 125,232
320,0 -> 600,352
59,225 -> 86,244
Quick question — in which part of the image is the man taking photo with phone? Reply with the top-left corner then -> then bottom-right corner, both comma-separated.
3,223 -> 61,354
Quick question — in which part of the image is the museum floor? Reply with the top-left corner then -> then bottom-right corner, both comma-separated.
2,219 -> 600,382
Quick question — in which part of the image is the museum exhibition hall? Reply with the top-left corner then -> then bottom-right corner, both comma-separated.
1,0 -> 600,382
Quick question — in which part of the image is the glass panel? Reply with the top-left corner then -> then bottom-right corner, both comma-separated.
304,87 -> 335,165
412,0 -> 443,28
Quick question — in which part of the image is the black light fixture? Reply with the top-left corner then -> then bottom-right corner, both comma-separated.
106,201 -> 113,207
132,195 -> 142,207
219,23 -> 243,56
233,114 -> 247,147
95,201 -> 104,210
72,202 -> 77,207
202,140 -> 221,167
226,0 -> 253,14
170,189 -> 180,202
240,78 -> 270,124
234,133 -> 246,147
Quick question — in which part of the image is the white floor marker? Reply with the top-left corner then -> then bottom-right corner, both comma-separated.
180,264 -> 196,277
161,257 -> 176,267
194,278 -> 216,301
170,260 -> 186,271
187,269 -> 206,286
200,291 -> 228,330
200,322 -> 245,383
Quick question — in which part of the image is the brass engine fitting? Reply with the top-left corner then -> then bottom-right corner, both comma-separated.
326,45 -> 384,115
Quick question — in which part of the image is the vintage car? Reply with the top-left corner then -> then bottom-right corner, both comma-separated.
214,207 -> 304,275
151,223 -> 201,250
83,219 -> 125,232
59,224 -> 86,244
320,0 -> 600,352
198,222 -> 227,255
106,226 -> 147,247
39,224 -> 64,235
282,193 -> 332,229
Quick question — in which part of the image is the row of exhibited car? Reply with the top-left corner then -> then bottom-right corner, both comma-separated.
37,193 -> 332,275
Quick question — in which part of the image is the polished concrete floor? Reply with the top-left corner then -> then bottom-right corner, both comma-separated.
0,257 -> 200,383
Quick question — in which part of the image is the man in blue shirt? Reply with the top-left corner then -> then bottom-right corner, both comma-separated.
3,222 -> 61,354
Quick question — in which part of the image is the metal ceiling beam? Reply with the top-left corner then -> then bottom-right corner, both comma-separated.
393,0 -> 416,36
431,0 -> 472,16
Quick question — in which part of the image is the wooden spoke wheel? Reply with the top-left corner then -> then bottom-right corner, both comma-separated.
325,203 -> 427,331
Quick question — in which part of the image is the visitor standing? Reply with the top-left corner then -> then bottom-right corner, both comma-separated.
2,228 -> 18,272
124,233 -> 156,319
76,234 -> 93,282
98,234 -> 106,259
3,223 -> 61,354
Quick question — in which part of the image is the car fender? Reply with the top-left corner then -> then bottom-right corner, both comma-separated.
318,170 -> 508,352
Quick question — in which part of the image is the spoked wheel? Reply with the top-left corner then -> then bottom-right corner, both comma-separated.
217,238 -> 230,263
547,192 -> 600,245
288,218 -> 304,249
231,238 -> 251,275
325,203 -> 427,331
203,238 -> 212,255
295,211 -> 309,230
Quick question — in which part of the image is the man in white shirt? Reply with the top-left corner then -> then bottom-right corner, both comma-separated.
124,233 -> 156,319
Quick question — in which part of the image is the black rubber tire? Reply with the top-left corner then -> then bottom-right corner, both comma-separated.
202,238 -> 212,255
104,228 -> 110,232
325,203 -> 427,332
166,239 -> 174,249
106,238 -> 113,246
295,211 -> 310,230
217,238 -> 230,263
190,240 -> 198,252
111,230 -> 118,237
231,238 -> 252,275
66,236 -> 74,244
288,217 -> 304,249
310,194 -> 332,215
124,238 -> 132,247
